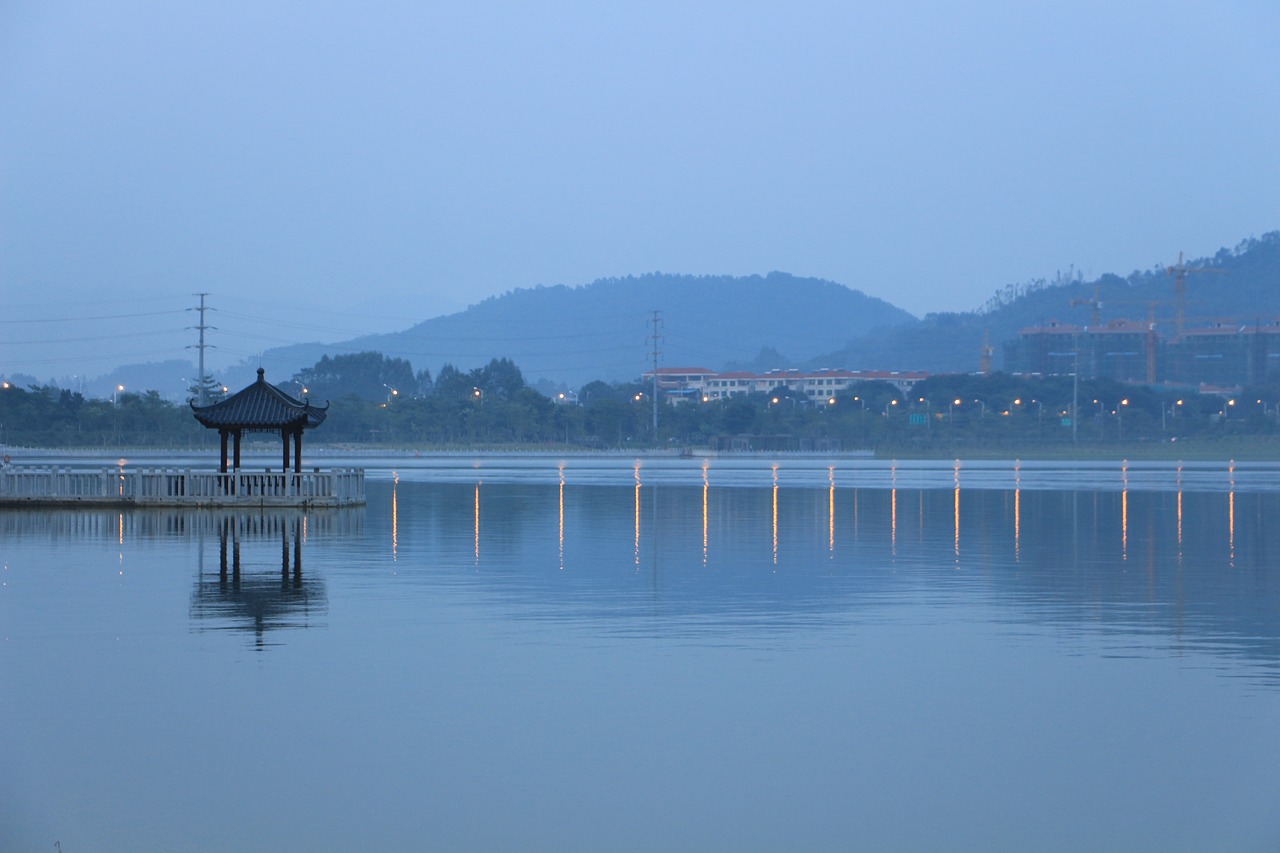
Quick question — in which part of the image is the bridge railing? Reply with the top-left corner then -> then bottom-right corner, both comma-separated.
0,466 -> 365,505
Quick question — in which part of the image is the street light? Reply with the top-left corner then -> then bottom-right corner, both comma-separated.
884,399 -> 899,416
916,396 -> 931,428
851,395 -> 865,412
1048,349 -> 1080,443
113,384 -> 125,405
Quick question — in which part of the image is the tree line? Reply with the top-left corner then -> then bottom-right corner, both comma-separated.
3,351 -> 1279,452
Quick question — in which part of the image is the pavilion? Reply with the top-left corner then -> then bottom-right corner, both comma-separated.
191,368 -> 329,473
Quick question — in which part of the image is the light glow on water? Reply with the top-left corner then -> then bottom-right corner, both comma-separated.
3,455 -> 1280,852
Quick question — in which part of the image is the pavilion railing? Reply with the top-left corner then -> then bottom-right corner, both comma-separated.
0,466 -> 365,506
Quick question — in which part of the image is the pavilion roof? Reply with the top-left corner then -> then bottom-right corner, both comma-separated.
191,368 -> 328,431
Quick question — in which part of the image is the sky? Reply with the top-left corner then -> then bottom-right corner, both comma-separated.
2,0 -> 1278,383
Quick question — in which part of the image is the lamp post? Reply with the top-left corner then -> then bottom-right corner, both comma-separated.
916,396 -> 931,429
113,384 -> 125,405
851,395 -> 865,412
1049,349 -> 1080,442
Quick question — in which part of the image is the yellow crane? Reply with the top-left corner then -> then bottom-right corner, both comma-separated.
1166,251 -> 1226,336
980,330 -> 994,375
1070,285 -> 1102,326
1096,299 -> 1171,385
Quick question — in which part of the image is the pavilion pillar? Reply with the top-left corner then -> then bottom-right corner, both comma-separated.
233,430 -> 242,470
282,430 -> 290,473
293,429 -> 303,474
219,430 -> 229,473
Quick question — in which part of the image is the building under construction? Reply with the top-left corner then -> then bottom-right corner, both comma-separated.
1004,319 -> 1280,390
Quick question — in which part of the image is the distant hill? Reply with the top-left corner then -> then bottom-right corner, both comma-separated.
235,272 -> 916,388
809,232 -> 1280,374
100,231 -> 1279,397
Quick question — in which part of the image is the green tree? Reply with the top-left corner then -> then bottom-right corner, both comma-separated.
294,352 -> 418,402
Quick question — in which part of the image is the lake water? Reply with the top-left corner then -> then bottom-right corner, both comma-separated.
3,454 -> 1279,851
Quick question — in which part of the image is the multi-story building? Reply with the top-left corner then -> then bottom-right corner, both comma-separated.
1167,322 -> 1280,388
1002,321 -> 1082,377
644,367 -> 928,403
1006,317 -> 1280,390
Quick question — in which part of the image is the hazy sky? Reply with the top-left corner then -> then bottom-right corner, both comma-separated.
2,1 -> 1278,380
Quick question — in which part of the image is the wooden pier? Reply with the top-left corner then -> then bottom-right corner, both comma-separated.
0,466 -> 365,508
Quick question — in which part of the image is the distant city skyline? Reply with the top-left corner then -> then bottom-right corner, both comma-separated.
3,1 -> 1278,380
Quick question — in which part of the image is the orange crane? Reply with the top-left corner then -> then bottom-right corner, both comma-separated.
1070,285 -> 1102,326
1166,251 -> 1226,336
980,330 -> 994,375
1097,299 -> 1170,384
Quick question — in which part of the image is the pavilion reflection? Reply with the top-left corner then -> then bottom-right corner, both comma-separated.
189,511 -> 330,648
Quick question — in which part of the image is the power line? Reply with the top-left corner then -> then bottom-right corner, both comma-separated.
0,309 -> 187,325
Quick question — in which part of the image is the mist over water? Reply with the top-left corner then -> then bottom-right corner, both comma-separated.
3,457 -> 1278,851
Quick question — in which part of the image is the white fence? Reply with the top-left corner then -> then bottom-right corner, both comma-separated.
0,466 -> 365,507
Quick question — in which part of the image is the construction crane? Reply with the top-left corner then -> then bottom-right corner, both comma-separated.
1070,285 -> 1102,326
1166,251 -> 1226,336
1099,300 -> 1170,385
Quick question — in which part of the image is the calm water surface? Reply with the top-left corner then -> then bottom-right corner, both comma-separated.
3,455 -> 1279,851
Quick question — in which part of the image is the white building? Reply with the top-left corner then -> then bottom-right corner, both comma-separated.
642,367 -> 929,403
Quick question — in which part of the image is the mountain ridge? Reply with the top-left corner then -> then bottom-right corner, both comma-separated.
231,271 -> 916,388
64,231 -> 1280,398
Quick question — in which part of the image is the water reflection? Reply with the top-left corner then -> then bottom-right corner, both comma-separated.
385,477 -> 1280,683
4,468 -> 1278,680
190,512 -> 327,648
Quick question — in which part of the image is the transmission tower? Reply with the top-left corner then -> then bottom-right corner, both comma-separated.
188,293 -> 216,405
